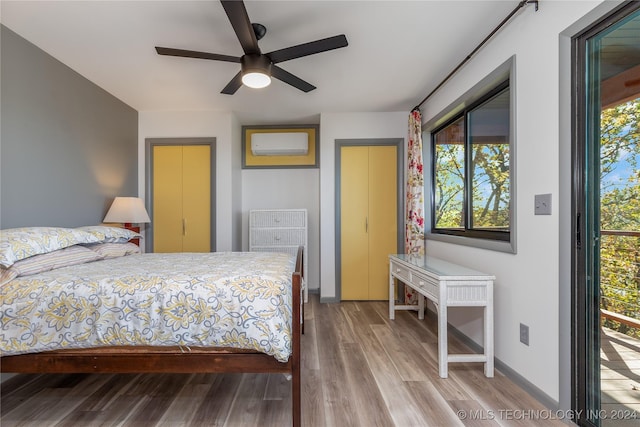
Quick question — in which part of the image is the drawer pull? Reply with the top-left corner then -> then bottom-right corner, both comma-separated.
274,236 -> 281,241
396,268 -> 402,273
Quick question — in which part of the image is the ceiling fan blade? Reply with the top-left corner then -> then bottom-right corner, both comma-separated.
156,47 -> 240,63
221,71 -> 243,95
220,0 -> 260,55
267,34 -> 348,64
271,65 -> 316,92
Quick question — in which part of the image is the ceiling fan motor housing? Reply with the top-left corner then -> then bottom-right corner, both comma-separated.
241,54 -> 272,88
241,54 -> 272,76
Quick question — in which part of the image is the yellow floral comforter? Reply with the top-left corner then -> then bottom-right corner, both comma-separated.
0,251 -> 296,362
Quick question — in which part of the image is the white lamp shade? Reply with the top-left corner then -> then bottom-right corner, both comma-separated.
103,197 -> 151,224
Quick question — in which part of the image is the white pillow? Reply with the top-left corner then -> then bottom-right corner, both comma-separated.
0,268 -> 18,286
6,245 -> 103,278
85,242 -> 141,259
76,225 -> 141,243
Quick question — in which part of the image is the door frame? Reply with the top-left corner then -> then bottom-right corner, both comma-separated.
571,1 -> 640,424
334,138 -> 405,301
145,137 -> 217,253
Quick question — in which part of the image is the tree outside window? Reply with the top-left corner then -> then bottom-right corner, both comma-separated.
432,83 -> 511,242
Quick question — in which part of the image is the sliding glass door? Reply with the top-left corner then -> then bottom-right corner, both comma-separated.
573,3 -> 640,426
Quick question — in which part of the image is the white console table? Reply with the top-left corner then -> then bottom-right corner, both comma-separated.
388,254 -> 495,378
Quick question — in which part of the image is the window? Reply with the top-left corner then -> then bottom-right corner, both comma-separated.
430,78 -> 513,248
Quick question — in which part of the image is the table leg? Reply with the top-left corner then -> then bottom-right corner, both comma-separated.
485,303 -> 494,377
418,294 -> 425,320
389,272 -> 395,320
438,304 -> 448,378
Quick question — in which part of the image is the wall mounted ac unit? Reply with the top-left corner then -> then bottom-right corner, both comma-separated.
251,132 -> 309,156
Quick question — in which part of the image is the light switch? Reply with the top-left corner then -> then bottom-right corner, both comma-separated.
535,194 -> 552,215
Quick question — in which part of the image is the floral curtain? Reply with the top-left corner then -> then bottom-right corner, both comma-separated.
405,108 -> 425,304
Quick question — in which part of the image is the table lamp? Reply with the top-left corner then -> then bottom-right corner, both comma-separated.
103,197 -> 151,231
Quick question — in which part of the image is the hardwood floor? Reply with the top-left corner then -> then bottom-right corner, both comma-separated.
1,295 -> 562,426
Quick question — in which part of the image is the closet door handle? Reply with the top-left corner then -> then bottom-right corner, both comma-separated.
182,218 -> 187,236
365,217 -> 368,233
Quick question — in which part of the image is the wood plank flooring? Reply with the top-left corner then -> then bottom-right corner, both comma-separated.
1,295 -> 563,426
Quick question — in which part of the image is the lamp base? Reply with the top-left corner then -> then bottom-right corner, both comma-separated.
123,223 -> 140,247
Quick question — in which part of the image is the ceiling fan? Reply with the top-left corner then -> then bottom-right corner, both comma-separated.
155,0 -> 348,95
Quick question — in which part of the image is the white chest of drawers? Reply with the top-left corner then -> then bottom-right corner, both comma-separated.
249,209 -> 308,302
389,254 -> 494,378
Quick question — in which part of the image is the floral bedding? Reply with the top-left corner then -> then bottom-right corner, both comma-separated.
0,251 -> 296,362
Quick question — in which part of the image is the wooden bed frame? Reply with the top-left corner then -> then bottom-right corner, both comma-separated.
1,246 -> 303,427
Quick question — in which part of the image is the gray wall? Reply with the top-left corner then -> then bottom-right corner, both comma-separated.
1,25 -> 138,228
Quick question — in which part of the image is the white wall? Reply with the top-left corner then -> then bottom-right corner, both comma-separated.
420,0 -> 609,403
319,112 -> 409,301
138,110 -> 238,251
242,169 -> 320,290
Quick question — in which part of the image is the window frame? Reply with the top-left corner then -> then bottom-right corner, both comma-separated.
424,56 -> 517,253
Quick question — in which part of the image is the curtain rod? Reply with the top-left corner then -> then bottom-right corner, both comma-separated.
412,0 -> 538,112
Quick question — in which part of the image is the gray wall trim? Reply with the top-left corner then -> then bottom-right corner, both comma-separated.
145,138 -> 217,253
0,373 -> 17,384
422,56 -> 517,254
446,317 -> 560,412
1,25 -> 138,228
492,357 -> 561,414
334,138 -> 405,301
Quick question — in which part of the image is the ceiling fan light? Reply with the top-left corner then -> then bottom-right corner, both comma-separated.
240,54 -> 272,89
242,71 -> 271,88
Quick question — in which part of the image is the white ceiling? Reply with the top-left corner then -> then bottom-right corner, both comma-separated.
1,0 -> 520,125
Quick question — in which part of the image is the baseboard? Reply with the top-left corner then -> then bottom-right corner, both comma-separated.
1,373 -> 17,384
447,323 -> 560,412
310,287 -> 341,303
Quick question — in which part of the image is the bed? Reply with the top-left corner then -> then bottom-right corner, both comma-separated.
0,226 -> 303,426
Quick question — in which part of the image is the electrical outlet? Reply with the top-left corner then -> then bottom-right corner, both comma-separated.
520,323 -> 529,346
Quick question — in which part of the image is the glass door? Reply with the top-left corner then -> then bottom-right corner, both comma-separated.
574,3 -> 640,426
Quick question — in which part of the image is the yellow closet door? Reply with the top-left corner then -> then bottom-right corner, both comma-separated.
368,145 -> 398,300
153,145 -> 211,253
340,145 -> 398,300
182,145 -> 211,252
341,146 -> 370,300
153,145 -> 183,253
